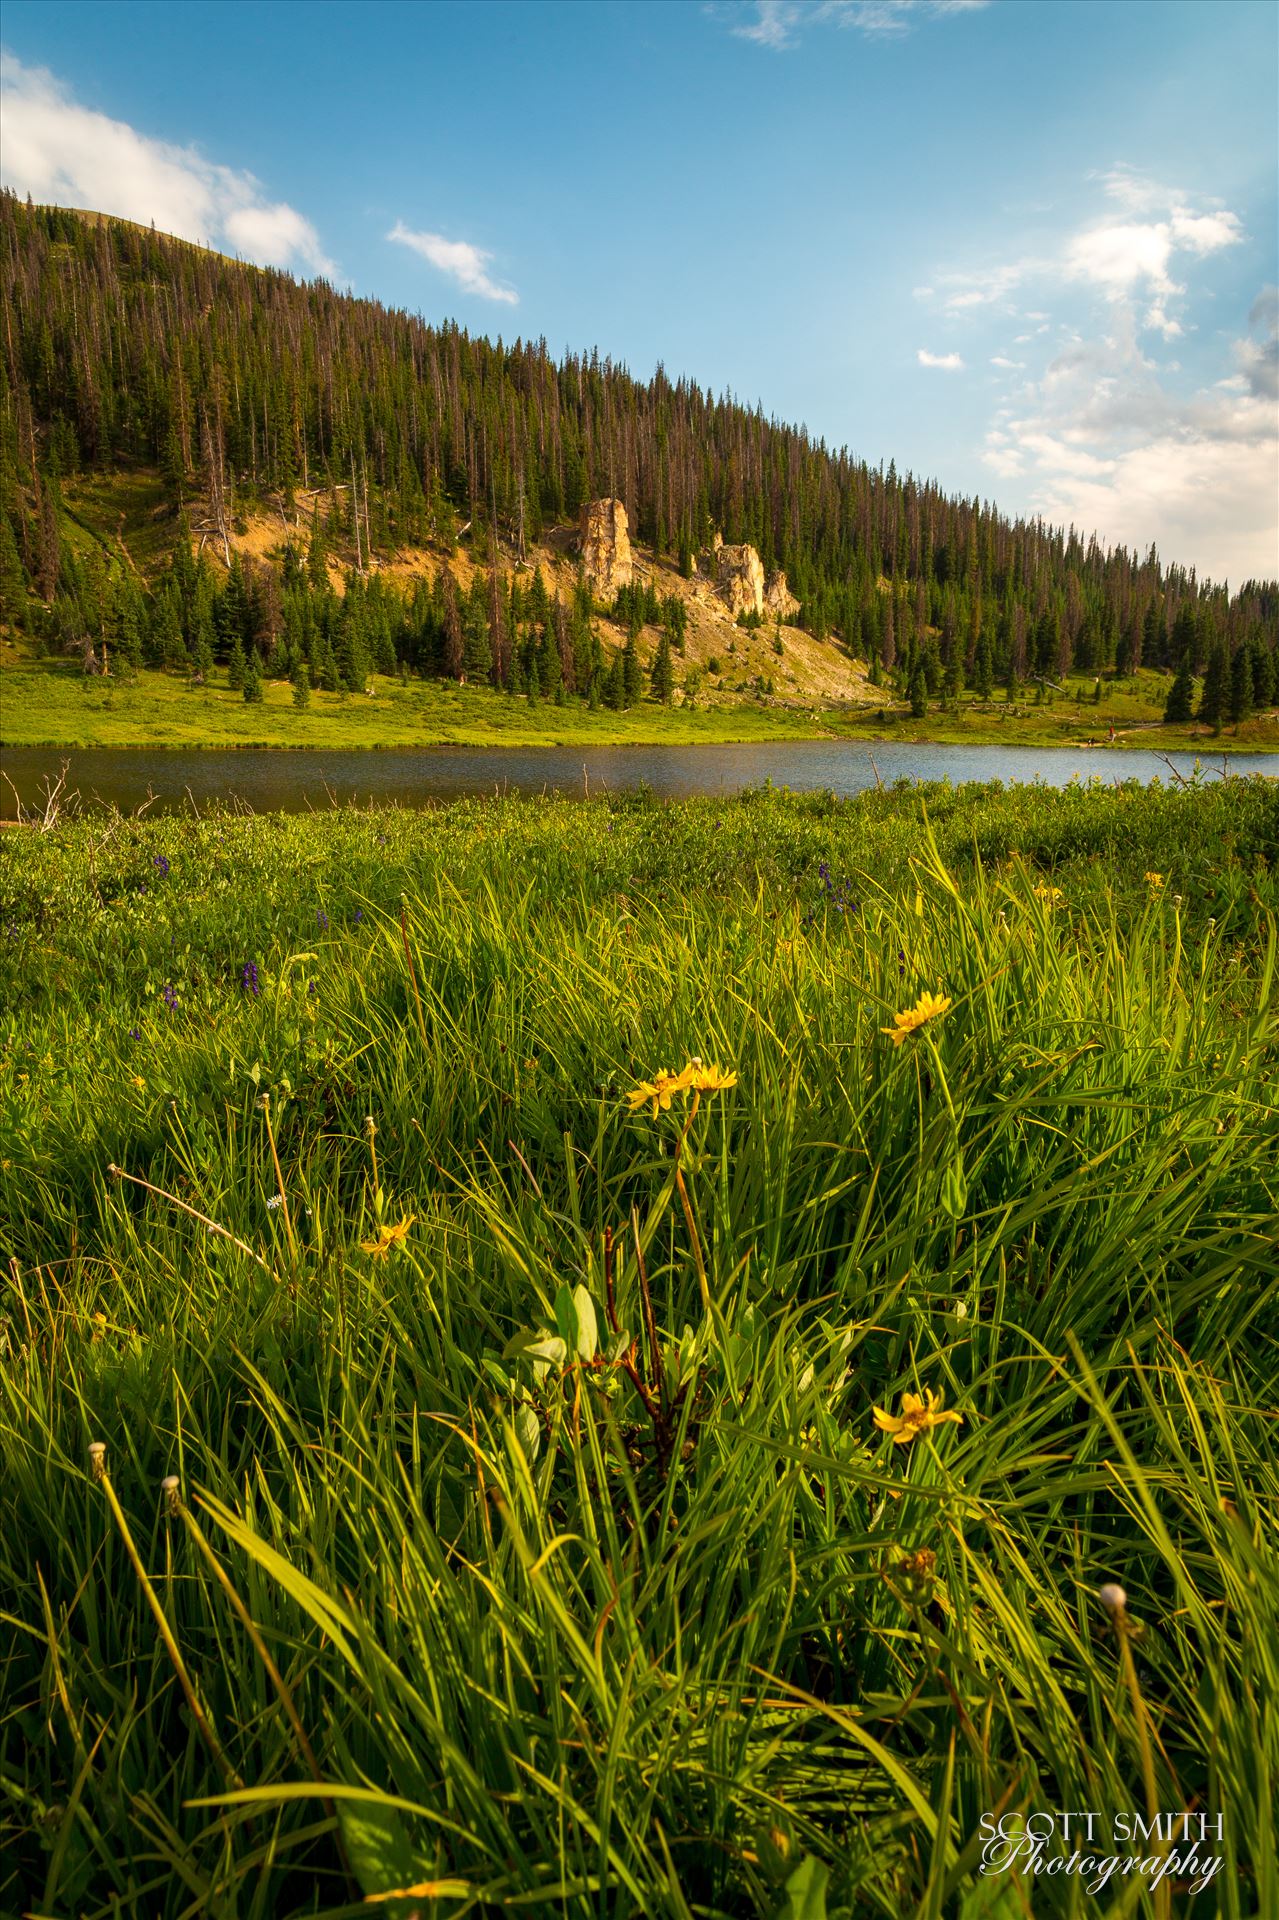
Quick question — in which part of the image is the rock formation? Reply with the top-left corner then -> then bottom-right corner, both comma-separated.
578,498 -> 632,596
764,569 -> 800,621
715,542 -> 766,619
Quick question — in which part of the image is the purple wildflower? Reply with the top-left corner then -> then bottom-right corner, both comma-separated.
241,960 -> 260,997
316,909 -> 329,932
153,854 -> 171,878
162,984 -> 178,1011
354,908 -> 363,924
128,1027 -> 142,1041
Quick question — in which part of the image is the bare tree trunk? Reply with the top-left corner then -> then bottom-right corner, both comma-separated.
201,405 -> 231,567
350,450 -> 363,572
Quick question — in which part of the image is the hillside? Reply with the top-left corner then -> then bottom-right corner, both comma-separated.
1,194 -> 1275,746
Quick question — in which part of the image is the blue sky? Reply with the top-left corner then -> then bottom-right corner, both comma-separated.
2,0 -> 1275,585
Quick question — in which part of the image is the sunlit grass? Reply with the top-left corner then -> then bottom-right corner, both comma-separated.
1,778 -> 1276,1917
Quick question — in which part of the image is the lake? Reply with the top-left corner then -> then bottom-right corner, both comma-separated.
1,740 -> 1274,818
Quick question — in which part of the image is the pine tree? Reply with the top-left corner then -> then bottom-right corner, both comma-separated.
191,634 -> 214,683
292,659 -> 311,709
1163,653 -> 1195,724
1196,641 -> 1228,731
462,576 -> 492,682
908,663 -> 928,717
242,651 -> 263,703
439,570 -> 464,680
227,635 -> 247,690
0,515 -> 27,628
974,632 -> 994,699
622,634 -> 643,706
1229,645 -> 1254,726
651,631 -> 675,704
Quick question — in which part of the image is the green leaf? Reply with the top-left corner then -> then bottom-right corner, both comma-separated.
940,1153 -> 968,1219
513,1404 -> 540,1461
571,1283 -> 598,1360
773,1854 -> 829,1920
503,1329 -> 568,1381
337,1797 -> 418,1894
553,1282 -> 578,1351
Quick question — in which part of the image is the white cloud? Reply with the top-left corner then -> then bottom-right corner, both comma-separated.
729,0 -> 802,44
1065,220 -> 1180,298
1063,191 -> 1241,342
0,52 -> 337,277
918,348 -> 964,369
1171,207 -> 1244,256
919,171 -> 1245,345
1034,429 -> 1276,588
923,169 -> 1271,579
980,303 -> 1278,584
726,0 -> 988,48
387,220 -> 518,305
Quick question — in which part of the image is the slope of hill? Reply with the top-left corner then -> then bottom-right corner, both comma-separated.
0,193 -> 1275,749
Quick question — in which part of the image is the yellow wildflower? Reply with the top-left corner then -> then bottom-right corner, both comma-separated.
625,1067 -> 692,1116
881,991 -> 953,1048
360,1213 -> 415,1258
684,1059 -> 738,1094
1032,883 -> 1064,903
873,1388 -> 963,1445
625,1058 -> 737,1115
132,1075 -> 146,1090
1145,871 -> 1164,889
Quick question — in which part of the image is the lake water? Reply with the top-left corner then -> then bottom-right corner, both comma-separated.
1,740 -> 1274,818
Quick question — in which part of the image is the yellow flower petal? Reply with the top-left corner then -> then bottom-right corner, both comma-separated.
360,1213 -> 416,1258
881,992 -> 953,1046
873,1387 -> 963,1445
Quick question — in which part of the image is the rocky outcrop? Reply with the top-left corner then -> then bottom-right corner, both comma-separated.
715,542 -> 766,619
578,498 -> 632,596
764,569 -> 800,621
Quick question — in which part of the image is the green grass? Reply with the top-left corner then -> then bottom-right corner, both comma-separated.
3,648 -> 1275,753
827,676 -> 1279,754
0,650 -> 833,750
1,780 -> 1278,1918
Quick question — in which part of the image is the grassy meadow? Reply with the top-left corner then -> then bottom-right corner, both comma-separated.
1,778 -> 1278,1918
5,637 -> 1276,757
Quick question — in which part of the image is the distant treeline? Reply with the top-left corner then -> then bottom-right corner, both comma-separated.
1,192 -> 1275,701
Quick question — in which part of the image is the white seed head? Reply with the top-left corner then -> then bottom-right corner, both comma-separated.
161,1474 -> 181,1514
953,1301 -> 969,1320
1098,1582 -> 1127,1615
88,1441 -> 107,1480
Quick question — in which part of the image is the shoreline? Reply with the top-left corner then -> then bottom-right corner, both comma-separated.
3,726 -> 1274,755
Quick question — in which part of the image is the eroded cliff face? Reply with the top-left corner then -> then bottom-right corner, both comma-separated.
578,498 -> 632,596
764,570 -> 800,621
715,542 -> 766,618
